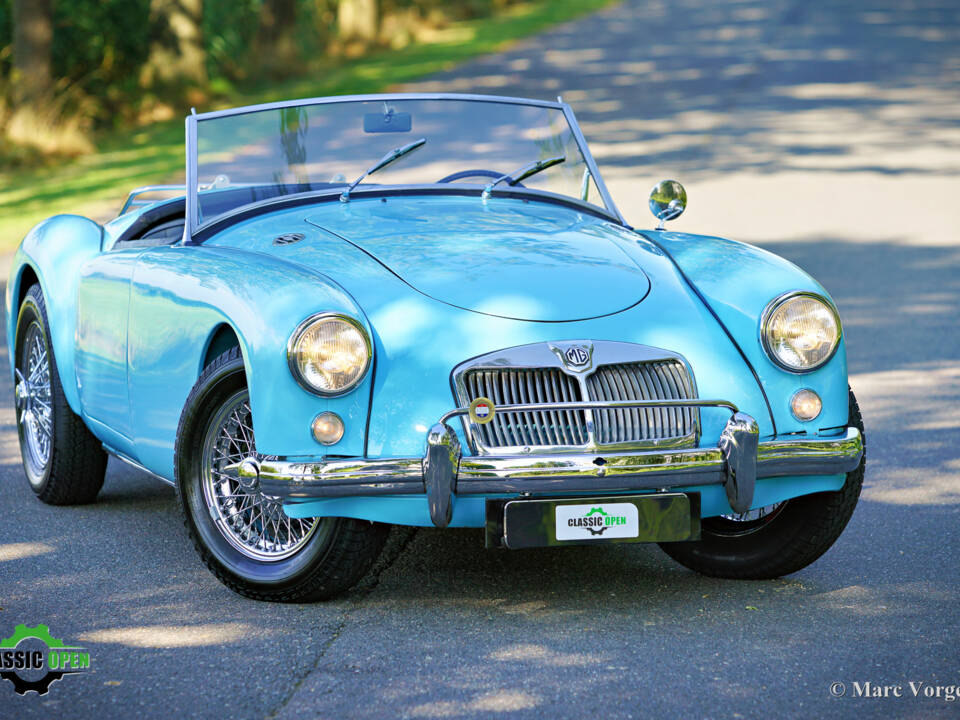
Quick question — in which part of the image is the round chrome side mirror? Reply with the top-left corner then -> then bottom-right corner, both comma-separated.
648,180 -> 687,230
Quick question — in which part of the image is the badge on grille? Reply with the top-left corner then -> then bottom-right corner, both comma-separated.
548,341 -> 595,372
564,346 -> 590,367
468,397 -> 496,425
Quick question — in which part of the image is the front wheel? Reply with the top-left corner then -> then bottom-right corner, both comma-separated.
659,388 -> 865,579
14,283 -> 107,504
175,347 -> 389,601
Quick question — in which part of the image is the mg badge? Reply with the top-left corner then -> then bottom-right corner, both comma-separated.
548,341 -> 594,371
564,346 -> 590,367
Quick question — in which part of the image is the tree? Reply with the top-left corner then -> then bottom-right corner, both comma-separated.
254,0 -> 298,75
141,0 -> 206,97
11,0 -> 53,103
337,0 -> 378,44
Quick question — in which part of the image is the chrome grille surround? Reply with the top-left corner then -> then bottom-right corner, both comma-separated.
452,341 -> 699,455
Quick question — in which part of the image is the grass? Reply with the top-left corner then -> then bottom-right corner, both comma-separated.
0,0 -> 616,250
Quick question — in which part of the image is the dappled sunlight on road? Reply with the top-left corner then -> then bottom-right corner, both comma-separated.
812,582 -> 958,617
78,623 -> 261,648
488,643 -> 604,667
0,541 -> 55,562
852,364 -> 960,432
409,690 -> 542,717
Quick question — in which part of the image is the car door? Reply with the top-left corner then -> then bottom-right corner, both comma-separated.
74,248 -> 141,456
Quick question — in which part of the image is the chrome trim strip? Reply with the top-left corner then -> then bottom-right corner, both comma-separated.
259,457 -> 422,484
185,113 -> 199,238
560,102 -> 624,224
192,93 -> 566,122
120,185 -> 187,215
756,428 -> 862,476
103,444 -> 174,486
438,399 -> 736,425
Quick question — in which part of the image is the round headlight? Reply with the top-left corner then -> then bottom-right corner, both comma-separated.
761,293 -> 840,372
287,314 -> 371,395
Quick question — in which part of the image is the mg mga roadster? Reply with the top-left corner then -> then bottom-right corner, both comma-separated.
6,94 -> 865,600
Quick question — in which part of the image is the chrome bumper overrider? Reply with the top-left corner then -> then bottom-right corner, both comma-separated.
244,399 -> 864,528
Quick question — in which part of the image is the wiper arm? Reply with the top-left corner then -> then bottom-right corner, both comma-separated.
341,137 -> 426,203
481,155 -> 565,200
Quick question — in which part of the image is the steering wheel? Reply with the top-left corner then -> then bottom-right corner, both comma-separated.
436,169 -> 526,187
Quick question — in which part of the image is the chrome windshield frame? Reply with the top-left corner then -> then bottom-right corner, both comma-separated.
182,93 -> 624,239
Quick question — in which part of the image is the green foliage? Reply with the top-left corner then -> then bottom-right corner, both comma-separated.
50,0 -> 152,123
202,0 -> 261,82
0,0 -> 616,249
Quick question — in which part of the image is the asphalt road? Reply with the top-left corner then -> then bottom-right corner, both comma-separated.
2,0 -> 959,718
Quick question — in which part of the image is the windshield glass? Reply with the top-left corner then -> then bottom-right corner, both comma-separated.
192,96 -> 609,229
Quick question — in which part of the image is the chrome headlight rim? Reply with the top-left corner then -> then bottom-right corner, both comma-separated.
286,312 -> 372,397
760,290 -> 842,373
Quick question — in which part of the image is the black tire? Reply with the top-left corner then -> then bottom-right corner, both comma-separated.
14,283 -> 107,504
660,388 -> 866,579
175,346 -> 389,601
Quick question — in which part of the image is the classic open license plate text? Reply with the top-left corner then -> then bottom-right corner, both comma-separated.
498,494 -> 701,549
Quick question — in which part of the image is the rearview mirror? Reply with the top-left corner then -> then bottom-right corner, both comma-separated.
363,110 -> 412,133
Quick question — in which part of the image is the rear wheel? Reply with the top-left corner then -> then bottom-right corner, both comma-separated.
175,347 -> 389,601
14,283 -> 107,504
660,388 -> 865,579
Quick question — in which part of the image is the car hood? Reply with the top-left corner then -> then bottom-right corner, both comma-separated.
304,197 -> 649,322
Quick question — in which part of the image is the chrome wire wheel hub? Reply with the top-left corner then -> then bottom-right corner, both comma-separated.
17,324 -> 53,478
201,392 -> 321,561
710,502 -> 787,536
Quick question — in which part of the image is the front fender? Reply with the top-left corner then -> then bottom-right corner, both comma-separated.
128,245 -> 372,480
643,230 -> 849,435
5,215 -> 104,415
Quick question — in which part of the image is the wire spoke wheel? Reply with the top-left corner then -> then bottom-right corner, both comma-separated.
17,322 -> 53,479
200,391 -> 321,561
707,502 -> 787,537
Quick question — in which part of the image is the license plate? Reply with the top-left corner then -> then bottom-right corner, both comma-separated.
493,494 -> 700,550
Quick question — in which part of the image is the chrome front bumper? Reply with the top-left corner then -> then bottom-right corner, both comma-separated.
247,399 -> 864,528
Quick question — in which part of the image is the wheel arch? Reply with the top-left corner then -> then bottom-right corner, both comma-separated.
200,323 -> 244,376
127,244 -> 374,481
6,215 -> 104,416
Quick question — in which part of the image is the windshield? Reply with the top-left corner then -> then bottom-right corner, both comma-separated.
189,95 -> 615,230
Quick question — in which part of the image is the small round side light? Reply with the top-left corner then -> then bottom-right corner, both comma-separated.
312,412 -> 344,445
790,389 -> 822,422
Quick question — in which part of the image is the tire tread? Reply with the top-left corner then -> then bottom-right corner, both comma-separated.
18,284 -> 107,505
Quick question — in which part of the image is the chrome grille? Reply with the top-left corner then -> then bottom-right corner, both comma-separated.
461,359 -> 697,452
464,368 -> 587,448
586,361 -> 696,445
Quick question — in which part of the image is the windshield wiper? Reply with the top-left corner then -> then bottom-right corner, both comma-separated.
340,137 -> 426,202
481,155 -> 565,200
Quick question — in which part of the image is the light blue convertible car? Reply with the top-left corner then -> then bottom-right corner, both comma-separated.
7,94 -> 865,600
